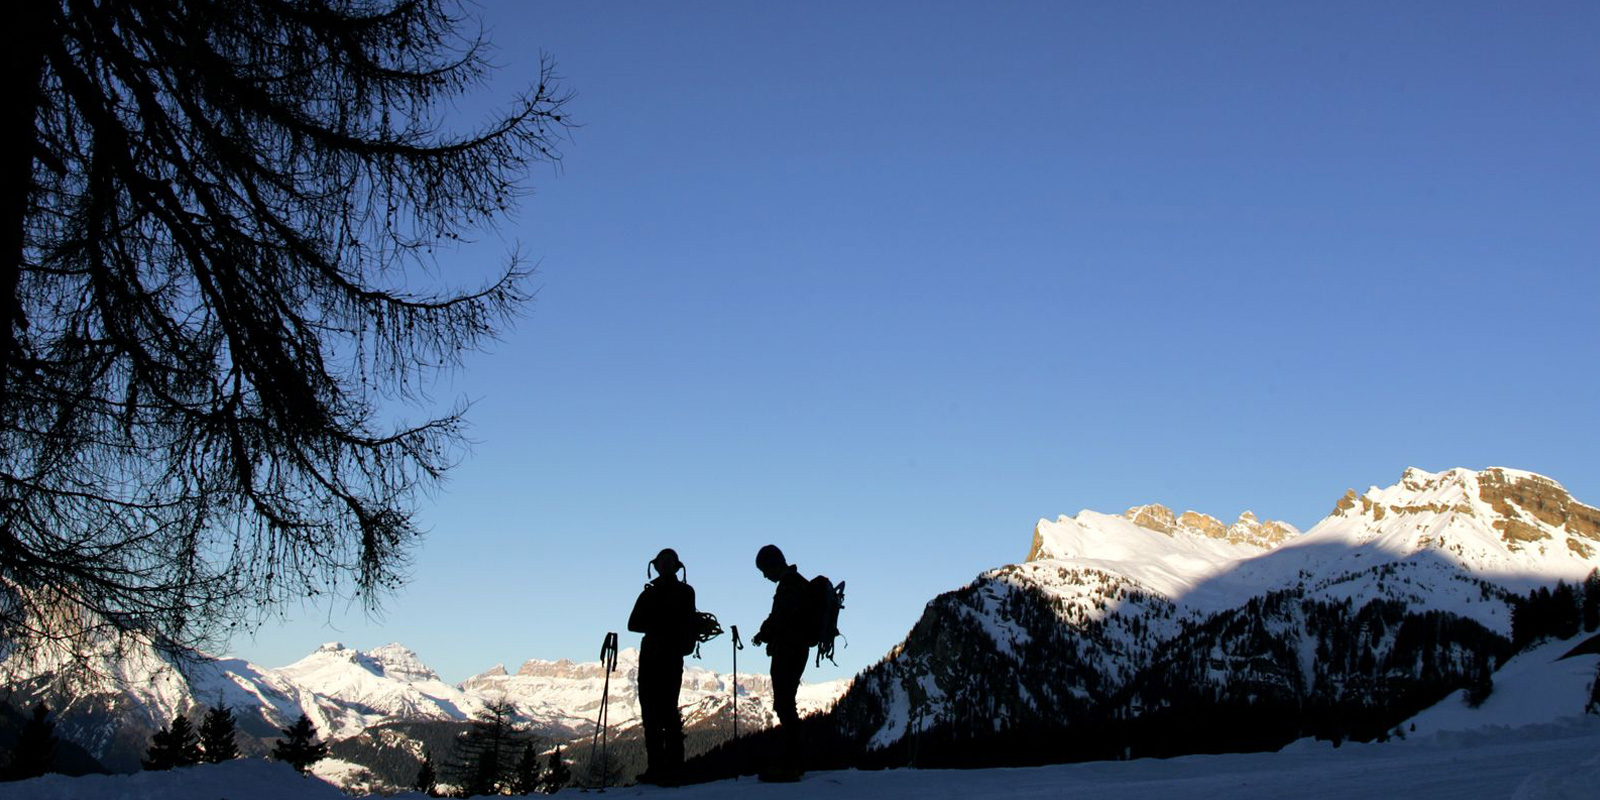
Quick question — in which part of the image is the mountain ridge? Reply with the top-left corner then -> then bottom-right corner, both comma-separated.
834,466 -> 1600,754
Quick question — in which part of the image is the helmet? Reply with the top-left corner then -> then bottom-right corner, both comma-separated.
755,544 -> 786,572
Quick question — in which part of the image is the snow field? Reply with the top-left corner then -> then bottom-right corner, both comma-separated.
7,718 -> 1597,800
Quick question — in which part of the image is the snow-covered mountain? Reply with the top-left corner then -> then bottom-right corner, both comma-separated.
837,466 -> 1600,751
0,634 -> 848,777
458,649 -> 844,739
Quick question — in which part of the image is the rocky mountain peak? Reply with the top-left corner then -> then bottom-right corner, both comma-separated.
1177,511 -> 1227,539
1328,467 -> 1599,556
1477,467 -> 1600,555
1225,512 -> 1298,549
1121,503 -> 1297,548
1124,503 -> 1177,533
366,643 -> 438,683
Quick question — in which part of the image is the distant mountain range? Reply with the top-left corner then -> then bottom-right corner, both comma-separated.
0,631 -> 846,781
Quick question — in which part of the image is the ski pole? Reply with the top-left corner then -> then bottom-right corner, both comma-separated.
731,624 -> 743,780
588,631 -> 619,791
730,626 -> 744,740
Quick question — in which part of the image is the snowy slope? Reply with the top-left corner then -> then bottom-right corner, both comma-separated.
6,717 -> 1599,800
1025,467 -> 1599,617
1407,633 -> 1600,736
1230,467 -> 1600,632
1025,506 -> 1295,614
1012,466 -> 1598,654
843,467 -> 1600,748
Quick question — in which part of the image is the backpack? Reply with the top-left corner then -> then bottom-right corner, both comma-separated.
684,611 -> 723,658
806,576 -> 845,666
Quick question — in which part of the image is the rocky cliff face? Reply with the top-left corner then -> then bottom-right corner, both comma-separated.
1316,467 -> 1600,577
1476,468 -> 1600,555
1028,504 -> 1297,562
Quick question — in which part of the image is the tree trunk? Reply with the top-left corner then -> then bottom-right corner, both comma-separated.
1,0 -> 50,405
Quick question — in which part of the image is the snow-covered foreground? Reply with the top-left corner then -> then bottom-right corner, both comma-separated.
4,719 -> 1596,800
670,724 -> 1600,800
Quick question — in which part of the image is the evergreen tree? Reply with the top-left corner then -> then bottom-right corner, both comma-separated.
4,703 -> 58,780
512,742 -> 544,795
415,752 -> 439,797
1582,569 -> 1600,633
143,714 -> 203,770
1551,581 -> 1581,640
543,745 -> 571,794
198,705 -> 240,763
270,715 -> 329,774
1590,663 -> 1600,715
448,699 -> 529,796
1464,665 -> 1494,709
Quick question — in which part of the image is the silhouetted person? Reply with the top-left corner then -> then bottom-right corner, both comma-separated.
628,548 -> 697,786
751,544 -> 809,781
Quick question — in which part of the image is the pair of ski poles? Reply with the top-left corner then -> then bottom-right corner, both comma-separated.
586,625 -> 747,789
588,632 -> 620,791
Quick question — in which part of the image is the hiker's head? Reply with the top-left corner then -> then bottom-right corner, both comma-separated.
650,548 -> 683,580
755,544 -> 787,581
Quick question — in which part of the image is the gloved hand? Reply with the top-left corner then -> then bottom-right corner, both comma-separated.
751,632 -> 765,647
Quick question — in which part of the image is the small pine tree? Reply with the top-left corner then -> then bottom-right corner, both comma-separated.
511,742 -> 544,795
1582,569 -> 1600,633
415,752 -> 439,796
198,705 -> 240,763
143,713 -> 203,770
270,715 -> 329,774
1464,652 -> 1495,708
447,699 -> 528,795
1552,581 -> 1581,640
543,745 -> 571,794
1589,663 -> 1600,715
5,703 -> 59,780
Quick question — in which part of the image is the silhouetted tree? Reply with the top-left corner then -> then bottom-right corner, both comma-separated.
2,0 -> 571,669
144,714 -> 202,770
415,751 -> 439,796
1552,582 -> 1581,640
3,703 -> 58,780
511,742 -> 544,795
543,745 -> 571,794
1464,654 -> 1494,709
1589,663 -> 1600,715
271,715 -> 328,773
1583,570 -> 1600,633
198,705 -> 239,763
448,699 -> 529,796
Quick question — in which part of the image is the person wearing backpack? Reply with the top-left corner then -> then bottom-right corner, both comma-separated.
627,548 -> 697,786
750,544 -> 811,781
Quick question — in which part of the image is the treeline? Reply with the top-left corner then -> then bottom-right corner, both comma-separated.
1510,569 -> 1600,649
1110,592 -> 1512,752
682,585 -> 1532,780
410,700 -> 569,797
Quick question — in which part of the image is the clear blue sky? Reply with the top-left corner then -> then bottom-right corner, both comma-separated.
229,1 -> 1599,684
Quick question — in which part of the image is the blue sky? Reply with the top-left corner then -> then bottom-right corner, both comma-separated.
229,1 -> 1599,683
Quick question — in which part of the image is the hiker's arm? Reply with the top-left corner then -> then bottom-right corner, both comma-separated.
627,586 -> 654,634
752,593 -> 780,645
